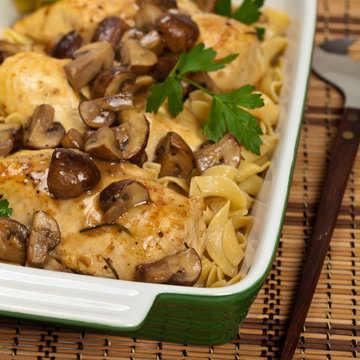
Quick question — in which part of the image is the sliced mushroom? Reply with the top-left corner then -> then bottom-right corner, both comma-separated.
26,104 -> 65,150
64,42 -> 115,90
194,0 -> 216,12
139,30 -> 164,55
85,126 -> 123,161
154,132 -> 194,178
151,53 -> 178,82
47,148 -> 101,199
114,114 -> 150,166
0,40 -> 21,64
79,92 -> 133,129
61,128 -> 84,150
83,129 -> 96,143
156,13 -> 199,53
99,179 -> 151,223
51,30 -> 83,59
0,217 -> 28,265
133,75 -> 154,93
135,4 -> 164,30
135,248 -> 202,286
91,67 -> 136,99
27,211 -> 61,266
0,123 -> 23,156
92,16 -> 130,49
120,38 -> 158,74
194,134 -> 241,172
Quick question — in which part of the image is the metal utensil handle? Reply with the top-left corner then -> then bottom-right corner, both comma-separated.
280,107 -> 360,359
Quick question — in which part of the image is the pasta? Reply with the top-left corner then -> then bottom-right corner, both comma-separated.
0,0 -> 289,287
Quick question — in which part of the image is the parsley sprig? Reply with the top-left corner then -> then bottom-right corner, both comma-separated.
215,0 -> 266,40
0,199 -> 12,217
216,0 -> 264,24
146,43 -> 264,155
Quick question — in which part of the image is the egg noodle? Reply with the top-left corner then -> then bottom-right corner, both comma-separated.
0,1 -> 289,287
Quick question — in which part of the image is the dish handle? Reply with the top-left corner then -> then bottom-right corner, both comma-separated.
0,265 -> 157,329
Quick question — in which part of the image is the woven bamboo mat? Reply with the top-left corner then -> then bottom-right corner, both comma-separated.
1,0 -> 360,359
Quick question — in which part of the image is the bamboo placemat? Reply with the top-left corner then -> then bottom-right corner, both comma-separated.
1,0 -> 360,359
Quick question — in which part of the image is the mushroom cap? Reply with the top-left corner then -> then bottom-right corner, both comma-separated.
135,248 -> 202,286
0,123 -> 24,156
135,3 -> 164,30
194,0 -> 216,12
61,128 -> 84,150
47,148 -> 101,199
156,13 -> 200,53
92,16 -> 130,49
51,30 -> 83,59
114,114 -> 150,165
64,41 -> 115,90
26,104 -> 65,150
194,133 -> 241,172
151,54 -> 178,82
27,210 -> 61,266
91,67 -> 136,99
120,37 -> 158,74
99,179 -> 151,223
0,217 -> 28,265
155,131 -> 194,178
85,126 -> 123,162
139,30 -> 165,55
79,92 -> 133,129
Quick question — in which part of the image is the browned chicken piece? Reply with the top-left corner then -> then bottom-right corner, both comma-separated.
192,13 -> 266,92
0,52 -> 86,132
0,149 -> 207,281
13,0 -> 139,44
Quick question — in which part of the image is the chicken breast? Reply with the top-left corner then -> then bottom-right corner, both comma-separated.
13,0 -> 139,44
0,52 -> 86,132
193,13 -> 266,92
0,149 -> 207,281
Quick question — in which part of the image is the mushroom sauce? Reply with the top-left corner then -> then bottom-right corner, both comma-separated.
0,0 -> 289,287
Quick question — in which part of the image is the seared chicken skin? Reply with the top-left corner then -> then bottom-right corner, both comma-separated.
193,13 -> 266,92
0,150 -> 207,280
0,52 -> 85,132
13,0 -> 139,44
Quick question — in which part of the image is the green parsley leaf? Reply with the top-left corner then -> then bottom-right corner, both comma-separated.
255,26 -> 265,40
204,85 -> 264,155
166,77 -> 184,117
146,44 -> 264,155
233,0 -> 264,25
147,43 -> 238,118
215,0 -> 232,17
216,84 -> 263,107
0,199 -> 12,217
174,43 -> 238,76
203,97 -> 227,141
146,76 -> 183,118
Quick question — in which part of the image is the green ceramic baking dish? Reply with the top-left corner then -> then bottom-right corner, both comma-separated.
0,0 -> 317,345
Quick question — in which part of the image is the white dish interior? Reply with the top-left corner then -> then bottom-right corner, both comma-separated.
0,0 -> 317,329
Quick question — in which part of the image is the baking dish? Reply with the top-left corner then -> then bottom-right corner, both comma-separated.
0,0 -> 317,345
